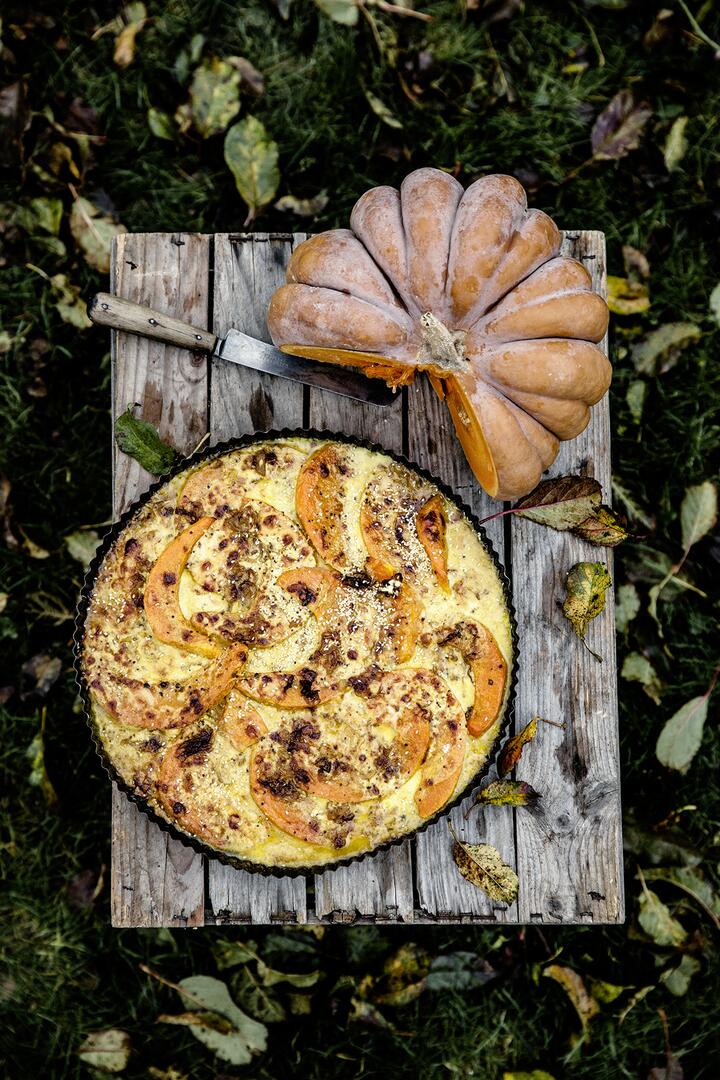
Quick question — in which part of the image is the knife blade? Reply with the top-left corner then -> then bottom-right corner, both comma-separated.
87,292 -> 395,407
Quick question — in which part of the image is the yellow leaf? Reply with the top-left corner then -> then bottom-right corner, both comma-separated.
607,275 -> 650,315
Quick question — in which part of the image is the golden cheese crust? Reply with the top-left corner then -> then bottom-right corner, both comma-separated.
81,438 -> 513,869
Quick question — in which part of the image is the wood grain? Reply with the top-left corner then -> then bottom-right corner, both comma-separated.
510,232 -> 623,924
205,233 -> 307,924
110,232 -> 209,928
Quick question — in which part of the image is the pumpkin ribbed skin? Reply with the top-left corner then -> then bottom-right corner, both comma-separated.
268,169 -> 610,500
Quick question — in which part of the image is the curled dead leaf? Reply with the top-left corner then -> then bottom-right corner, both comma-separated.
497,717 -> 538,778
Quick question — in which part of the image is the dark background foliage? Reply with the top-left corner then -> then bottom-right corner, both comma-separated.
1,2 -> 719,1078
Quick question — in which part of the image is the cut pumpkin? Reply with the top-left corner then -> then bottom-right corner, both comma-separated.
438,621 -> 508,737
217,688 -> 267,751
415,494 -> 450,592
268,168 -> 611,500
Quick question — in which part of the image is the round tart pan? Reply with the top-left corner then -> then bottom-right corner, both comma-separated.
73,428 -> 519,879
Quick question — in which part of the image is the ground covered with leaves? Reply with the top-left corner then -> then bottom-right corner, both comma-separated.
1,2 -> 719,1078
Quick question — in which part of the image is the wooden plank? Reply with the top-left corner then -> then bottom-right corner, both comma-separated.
511,232 -> 623,924
307,339 -> 413,921
110,232 -> 209,928
409,377 -> 518,922
206,233 -> 307,924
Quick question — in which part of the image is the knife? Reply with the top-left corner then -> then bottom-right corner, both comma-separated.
87,293 -> 395,407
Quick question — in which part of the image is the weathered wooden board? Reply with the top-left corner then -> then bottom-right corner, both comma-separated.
108,231 -> 622,926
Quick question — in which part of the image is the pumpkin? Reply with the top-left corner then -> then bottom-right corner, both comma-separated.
267,169 -> 611,500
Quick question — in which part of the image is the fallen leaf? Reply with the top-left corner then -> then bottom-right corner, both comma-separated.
0,80 -> 32,164
19,527 -> 50,559
426,952 -> 499,991
642,865 -> 720,919
589,979 -> 628,1004
64,528 -> 101,569
67,865 -> 105,911
591,90 -> 652,161
364,89 -> 403,129
315,0 -> 359,26
371,942 -> 430,1007
224,116 -> 279,225
148,1069 -> 189,1080
229,56 -> 265,97
573,506 -> 628,547
709,281 -> 720,326
621,652 -> 663,704
622,244 -> 650,281
618,984 -> 654,1025
348,996 -> 394,1030
514,476 -> 602,529
275,191 -> 329,217
212,940 -> 257,970
615,582 -> 640,633
562,562 -> 612,649
626,379 -> 647,423
50,273 -> 92,329
20,653 -> 62,699
631,323 -> 701,375
77,1028 -> 132,1073
158,1011 -> 236,1035
659,954 -> 700,997
26,709 -> 58,808
648,1052 -> 684,1079
173,33 -> 206,85
286,992 -> 312,1015
472,779 -> 541,808
656,694 -> 710,773
232,966 -> 286,1024
69,196 -> 126,273
16,196 -> 63,235
680,481 -> 717,551
114,405 -> 178,476
498,718 -> 538,777
607,275 -> 650,315
542,965 -> 600,1030
172,975 -> 267,1065
270,0 -> 293,18
147,107 -> 175,140
663,116 -> 688,172
256,960 -> 321,989
0,593 -> 7,614
189,56 -> 241,138
638,880 -> 687,946
503,1073 -> 556,1080
114,3 -> 147,69
450,829 -> 519,904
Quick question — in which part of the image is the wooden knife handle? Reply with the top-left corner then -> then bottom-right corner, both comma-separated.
88,293 -> 216,353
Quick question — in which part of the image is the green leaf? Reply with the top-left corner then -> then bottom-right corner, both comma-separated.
680,481 -> 717,551
147,107 -> 176,140
632,322 -> 701,375
212,939 -> 257,971
472,779 -> 541,808
542,965 -> 600,1030
642,866 -> 720,917
231,966 -> 286,1024
26,710 -> 58,808
114,406 -> 178,476
450,832 -> 519,905
591,89 -> 652,161
174,975 -> 267,1065
515,476 -> 602,529
572,506 -> 628,547
77,1028 -> 132,1073
660,953 -> 700,997
589,979 -> 628,1004
615,582 -> 640,634
64,528 -> 100,569
626,379 -> 647,423
621,652 -> 663,705
656,694 -> 710,773
709,281 -> 720,326
497,717 -> 538,777
69,197 -> 126,274
638,886 -> 687,946
189,57 -> 241,138
607,275 -> 650,315
663,116 -> 688,172
49,273 -> 92,329
562,562 -> 612,645
427,952 -> 499,991
314,0 -> 359,26
503,1073 -> 557,1080
256,960 -> 321,988
16,196 -> 63,235
364,89 -> 403,129
224,116 -> 280,225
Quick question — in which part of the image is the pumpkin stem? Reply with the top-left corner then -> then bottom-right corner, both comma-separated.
416,312 -> 467,372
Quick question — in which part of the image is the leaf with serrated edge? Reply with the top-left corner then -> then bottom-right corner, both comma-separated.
450,833 -> 519,904
680,481 -> 717,551
515,476 -> 602,529
224,116 -> 279,225
562,562 -> 612,642
656,695 -> 709,773
77,1028 -> 132,1073
114,405 -> 178,476
542,965 -> 600,1030
498,718 -> 538,778
474,779 -> 541,807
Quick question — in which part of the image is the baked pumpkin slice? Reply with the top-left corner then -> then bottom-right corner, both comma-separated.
438,621 -> 508,737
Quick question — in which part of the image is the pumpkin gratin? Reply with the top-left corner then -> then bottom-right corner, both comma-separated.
79,437 -> 514,871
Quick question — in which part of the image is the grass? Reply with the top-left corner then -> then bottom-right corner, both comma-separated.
1,1 -> 719,1077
